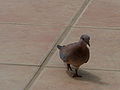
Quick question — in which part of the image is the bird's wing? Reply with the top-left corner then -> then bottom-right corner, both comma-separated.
59,42 -> 80,62
59,51 -> 69,62
67,45 -> 90,63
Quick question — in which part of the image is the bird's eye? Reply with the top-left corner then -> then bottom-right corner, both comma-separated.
82,38 -> 84,40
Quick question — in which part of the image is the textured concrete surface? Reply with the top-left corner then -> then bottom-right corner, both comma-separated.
0,0 -> 120,90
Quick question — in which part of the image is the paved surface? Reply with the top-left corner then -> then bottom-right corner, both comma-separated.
0,0 -> 120,90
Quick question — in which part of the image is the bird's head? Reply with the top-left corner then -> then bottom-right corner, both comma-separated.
80,34 -> 90,47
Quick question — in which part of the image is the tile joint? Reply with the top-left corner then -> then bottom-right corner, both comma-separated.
72,26 -> 120,31
0,63 -> 40,67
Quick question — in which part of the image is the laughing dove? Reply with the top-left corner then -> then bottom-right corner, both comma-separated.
57,34 -> 90,77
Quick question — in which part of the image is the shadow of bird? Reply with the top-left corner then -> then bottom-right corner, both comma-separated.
75,69 -> 108,85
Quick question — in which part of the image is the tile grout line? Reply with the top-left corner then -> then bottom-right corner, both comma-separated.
1,22 -> 120,30
0,22 -> 66,27
82,67 -> 120,72
0,63 -> 40,67
72,26 -> 120,30
46,66 -> 120,72
73,0 -> 93,26
24,0 -> 92,90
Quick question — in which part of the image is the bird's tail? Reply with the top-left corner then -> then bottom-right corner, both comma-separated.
57,45 -> 63,50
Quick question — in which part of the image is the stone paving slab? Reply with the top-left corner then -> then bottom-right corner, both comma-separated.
47,28 -> 120,70
0,24 -> 64,65
0,0 -> 85,26
0,65 -> 38,90
75,0 -> 120,27
29,67 -> 120,90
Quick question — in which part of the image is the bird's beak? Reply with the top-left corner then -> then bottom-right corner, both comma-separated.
88,43 -> 90,47
87,41 -> 90,47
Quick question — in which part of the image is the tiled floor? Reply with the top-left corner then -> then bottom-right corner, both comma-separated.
0,0 -> 120,90
74,0 -> 120,28
0,25 -> 65,65
47,28 -> 120,70
30,68 -> 120,90
0,0 -> 85,26
0,65 -> 38,90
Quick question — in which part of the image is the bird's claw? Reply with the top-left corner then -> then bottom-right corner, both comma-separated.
67,67 -> 73,71
67,64 -> 73,71
72,74 -> 82,78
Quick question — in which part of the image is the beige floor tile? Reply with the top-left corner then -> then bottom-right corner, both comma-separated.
75,0 -> 120,27
0,65 -> 38,90
30,67 -> 120,90
0,24 -> 64,65
0,0 -> 85,25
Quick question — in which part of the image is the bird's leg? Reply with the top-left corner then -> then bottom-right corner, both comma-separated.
72,69 -> 82,77
67,64 -> 73,71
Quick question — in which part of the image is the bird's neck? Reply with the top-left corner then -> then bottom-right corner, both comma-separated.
79,39 -> 87,47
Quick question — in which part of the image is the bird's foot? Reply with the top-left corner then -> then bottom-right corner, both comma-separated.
67,64 -> 73,71
72,74 -> 82,77
68,67 -> 73,71
69,67 -> 73,71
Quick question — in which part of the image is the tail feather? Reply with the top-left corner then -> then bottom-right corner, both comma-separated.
57,45 -> 63,49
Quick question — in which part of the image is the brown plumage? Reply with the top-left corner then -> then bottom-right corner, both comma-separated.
57,34 -> 90,77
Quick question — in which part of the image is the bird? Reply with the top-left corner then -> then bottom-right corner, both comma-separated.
57,34 -> 90,77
